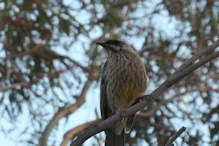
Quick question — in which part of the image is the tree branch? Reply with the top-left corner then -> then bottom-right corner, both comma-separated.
60,119 -> 101,146
172,39 -> 219,76
138,87 -> 213,117
8,44 -> 44,58
0,80 -> 38,92
70,40 -> 219,146
39,76 -> 93,146
151,50 -> 219,98
8,43 -> 89,73
165,126 -> 186,146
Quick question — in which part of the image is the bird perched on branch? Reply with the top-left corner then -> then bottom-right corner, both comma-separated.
97,40 -> 147,146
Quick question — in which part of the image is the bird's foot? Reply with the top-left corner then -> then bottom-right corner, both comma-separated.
135,95 -> 153,103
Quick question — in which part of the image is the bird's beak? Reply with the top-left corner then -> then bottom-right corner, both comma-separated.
96,42 -> 106,47
96,42 -> 110,50
96,42 -> 118,53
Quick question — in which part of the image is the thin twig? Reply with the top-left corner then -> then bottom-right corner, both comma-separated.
61,119 -> 101,146
8,44 -> 44,58
0,80 -> 38,92
165,126 -> 186,146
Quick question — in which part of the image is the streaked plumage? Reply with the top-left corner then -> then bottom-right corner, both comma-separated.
98,40 -> 147,146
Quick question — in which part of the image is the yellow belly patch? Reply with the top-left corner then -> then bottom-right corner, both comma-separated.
116,84 -> 141,109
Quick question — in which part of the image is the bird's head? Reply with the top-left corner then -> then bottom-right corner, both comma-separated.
96,40 -> 135,54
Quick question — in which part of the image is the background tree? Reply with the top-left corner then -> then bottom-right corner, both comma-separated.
0,0 -> 218,146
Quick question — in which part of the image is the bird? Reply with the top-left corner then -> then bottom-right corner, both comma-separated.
97,40 -> 148,146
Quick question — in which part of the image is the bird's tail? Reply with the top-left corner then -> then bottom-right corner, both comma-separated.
125,114 -> 136,133
115,118 -> 127,135
105,130 -> 125,146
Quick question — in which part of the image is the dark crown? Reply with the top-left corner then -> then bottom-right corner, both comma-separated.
104,40 -> 126,46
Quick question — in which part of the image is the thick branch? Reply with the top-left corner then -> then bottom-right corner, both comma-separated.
172,39 -> 219,76
70,40 -> 219,146
151,50 -> 219,98
138,87 -> 213,117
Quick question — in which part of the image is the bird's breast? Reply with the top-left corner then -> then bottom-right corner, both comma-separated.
104,51 -> 147,112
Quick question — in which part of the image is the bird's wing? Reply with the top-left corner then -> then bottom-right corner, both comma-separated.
100,61 -> 125,146
100,61 -> 112,120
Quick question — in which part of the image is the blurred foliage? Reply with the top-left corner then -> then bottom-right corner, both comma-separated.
0,0 -> 219,146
